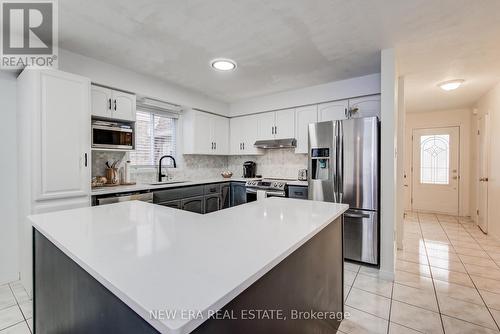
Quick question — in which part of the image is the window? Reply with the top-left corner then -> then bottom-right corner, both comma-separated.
130,110 -> 177,166
420,134 -> 449,185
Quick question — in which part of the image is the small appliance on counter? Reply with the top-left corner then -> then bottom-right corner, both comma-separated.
243,161 -> 256,178
298,169 -> 308,181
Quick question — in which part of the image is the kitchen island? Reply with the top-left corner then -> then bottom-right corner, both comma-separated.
30,198 -> 348,334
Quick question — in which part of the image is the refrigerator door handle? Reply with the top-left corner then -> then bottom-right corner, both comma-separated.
332,120 -> 338,202
337,120 -> 344,203
344,212 -> 371,219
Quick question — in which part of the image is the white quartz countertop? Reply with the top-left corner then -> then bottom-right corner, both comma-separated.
30,198 -> 347,334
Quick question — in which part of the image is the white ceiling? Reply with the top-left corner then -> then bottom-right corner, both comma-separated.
59,0 -> 500,111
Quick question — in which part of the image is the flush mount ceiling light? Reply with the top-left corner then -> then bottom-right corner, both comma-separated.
438,79 -> 464,91
211,58 -> 237,71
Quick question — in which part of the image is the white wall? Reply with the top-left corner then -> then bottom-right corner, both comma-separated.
379,49 -> 398,279
59,49 -> 229,116
404,109 -> 472,216
396,77 -> 406,250
471,82 -> 500,240
0,72 -> 19,284
229,74 -> 381,116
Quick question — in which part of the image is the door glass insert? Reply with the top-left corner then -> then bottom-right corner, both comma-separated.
420,134 -> 450,185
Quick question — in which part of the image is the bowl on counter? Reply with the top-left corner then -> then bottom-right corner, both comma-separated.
221,171 -> 233,179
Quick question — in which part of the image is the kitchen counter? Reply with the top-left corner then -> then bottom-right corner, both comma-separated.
90,178 -> 307,196
90,177 -> 257,196
30,198 -> 347,334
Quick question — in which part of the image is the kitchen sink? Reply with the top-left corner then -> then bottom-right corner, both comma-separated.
148,181 -> 189,186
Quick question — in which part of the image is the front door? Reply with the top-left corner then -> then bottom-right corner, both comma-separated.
412,127 -> 460,215
477,114 -> 490,233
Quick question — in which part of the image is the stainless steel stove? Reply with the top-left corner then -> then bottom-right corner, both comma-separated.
245,179 -> 288,199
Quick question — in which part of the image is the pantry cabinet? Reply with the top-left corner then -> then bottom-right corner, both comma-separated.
91,85 -> 136,122
256,108 -> 295,141
295,105 -> 318,154
183,110 -> 229,155
17,68 -> 92,295
230,114 -> 261,155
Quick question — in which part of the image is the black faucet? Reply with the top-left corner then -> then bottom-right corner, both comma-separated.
158,155 -> 177,182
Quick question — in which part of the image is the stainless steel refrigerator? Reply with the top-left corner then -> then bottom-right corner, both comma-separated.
308,117 -> 379,265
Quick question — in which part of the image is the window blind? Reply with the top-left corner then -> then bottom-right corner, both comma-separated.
130,110 -> 177,166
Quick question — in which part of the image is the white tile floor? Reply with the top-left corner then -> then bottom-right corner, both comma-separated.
3,212 -> 500,333
339,211 -> 500,334
0,282 -> 32,334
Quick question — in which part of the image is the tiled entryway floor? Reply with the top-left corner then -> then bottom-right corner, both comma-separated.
339,211 -> 500,334
0,281 -> 32,334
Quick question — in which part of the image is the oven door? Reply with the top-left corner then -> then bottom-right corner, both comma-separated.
246,188 -> 257,202
92,125 -> 133,149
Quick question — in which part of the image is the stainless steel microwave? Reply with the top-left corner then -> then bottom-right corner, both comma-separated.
92,121 -> 134,150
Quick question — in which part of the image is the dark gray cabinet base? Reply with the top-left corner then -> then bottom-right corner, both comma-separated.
34,215 -> 343,334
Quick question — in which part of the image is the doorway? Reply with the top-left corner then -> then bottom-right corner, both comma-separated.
411,127 -> 460,215
477,114 -> 490,233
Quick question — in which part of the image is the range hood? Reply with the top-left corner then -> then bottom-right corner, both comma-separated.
254,138 -> 297,149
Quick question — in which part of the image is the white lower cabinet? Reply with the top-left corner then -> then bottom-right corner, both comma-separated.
17,68 -> 92,295
183,110 -> 229,155
295,105 -> 318,154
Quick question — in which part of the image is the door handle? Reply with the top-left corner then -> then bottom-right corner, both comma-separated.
479,177 -> 489,182
84,153 -> 88,167
452,176 -> 458,180
344,212 -> 371,219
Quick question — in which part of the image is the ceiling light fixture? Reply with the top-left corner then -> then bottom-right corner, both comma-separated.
211,58 -> 237,71
438,79 -> 464,91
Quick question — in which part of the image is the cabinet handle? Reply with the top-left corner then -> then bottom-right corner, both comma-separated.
214,142 -> 217,150
275,126 -> 277,134
240,143 -> 242,150
243,143 -> 245,150
211,142 -> 214,149
108,98 -> 111,110
114,99 -> 117,111
271,126 -> 274,135
84,153 -> 88,167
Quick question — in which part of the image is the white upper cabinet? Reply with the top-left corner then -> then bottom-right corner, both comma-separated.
317,100 -> 349,122
19,69 -> 91,201
183,110 -> 229,155
348,95 -> 381,118
295,105 -> 318,154
256,112 -> 276,140
230,115 -> 261,155
256,109 -> 295,140
274,108 -> 295,139
91,85 -> 136,122
91,86 -> 112,119
212,115 -> 229,154
112,90 -> 136,121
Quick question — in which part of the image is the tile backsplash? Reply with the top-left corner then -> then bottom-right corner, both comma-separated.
227,149 -> 307,179
91,149 -> 307,183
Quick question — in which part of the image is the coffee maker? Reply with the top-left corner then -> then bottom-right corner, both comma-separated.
243,161 -> 256,178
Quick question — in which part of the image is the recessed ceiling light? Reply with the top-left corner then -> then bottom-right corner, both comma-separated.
438,79 -> 464,91
211,58 -> 237,71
